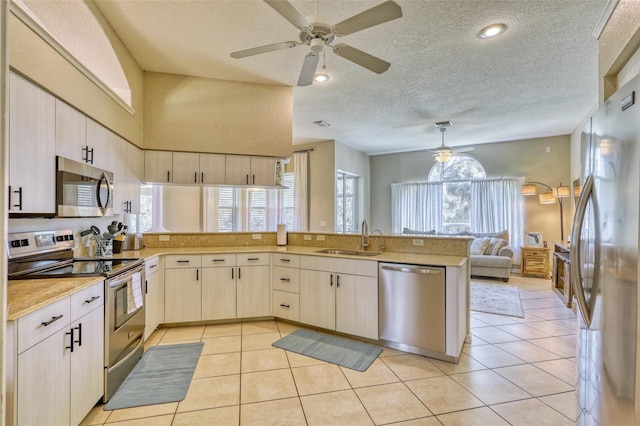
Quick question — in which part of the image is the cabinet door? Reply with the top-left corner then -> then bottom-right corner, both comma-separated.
86,118 -> 110,169
108,132 -> 128,214
199,153 -> 226,185
250,156 -> 276,186
237,265 -> 270,318
9,73 -> 56,214
173,152 -> 201,184
55,99 -> 86,163
300,269 -> 335,330
144,150 -> 173,183
165,268 -> 201,322
17,329 -> 71,426
127,143 -> 144,214
145,268 -> 165,339
202,267 -> 237,320
225,155 -> 251,185
70,307 -> 104,426
336,274 -> 378,339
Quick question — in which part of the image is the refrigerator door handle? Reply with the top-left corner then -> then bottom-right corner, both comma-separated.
570,173 -> 593,327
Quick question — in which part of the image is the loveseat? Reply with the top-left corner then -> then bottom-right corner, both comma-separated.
402,228 -> 513,282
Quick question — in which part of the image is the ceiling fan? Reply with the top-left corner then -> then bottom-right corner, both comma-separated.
229,0 -> 403,86
429,121 -> 474,163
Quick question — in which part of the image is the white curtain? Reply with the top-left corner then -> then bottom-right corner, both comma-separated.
391,182 -> 443,234
293,151 -> 309,231
470,177 -> 524,258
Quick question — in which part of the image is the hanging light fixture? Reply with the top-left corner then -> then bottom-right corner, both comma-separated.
521,181 -> 569,240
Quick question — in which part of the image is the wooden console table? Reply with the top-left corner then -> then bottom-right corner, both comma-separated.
520,246 -> 550,278
551,241 -> 572,307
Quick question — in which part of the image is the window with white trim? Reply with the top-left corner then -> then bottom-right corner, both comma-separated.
336,170 -> 359,233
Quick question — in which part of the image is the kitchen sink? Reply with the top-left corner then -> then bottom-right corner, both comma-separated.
315,248 -> 381,256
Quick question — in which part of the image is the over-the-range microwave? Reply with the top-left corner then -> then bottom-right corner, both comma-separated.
56,156 -> 114,218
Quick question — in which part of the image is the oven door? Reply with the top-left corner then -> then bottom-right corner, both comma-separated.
56,156 -> 113,217
106,266 -> 145,367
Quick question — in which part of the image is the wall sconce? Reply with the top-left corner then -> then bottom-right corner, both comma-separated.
521,181 -> 570,241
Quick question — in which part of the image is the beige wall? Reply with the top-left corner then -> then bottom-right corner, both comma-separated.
598,0 -> 640,101
8,11 -> 144,146
297,140 -> 335,233
370,135 -> 571,246
143,71 -> 292,157
335,141 -> 370,230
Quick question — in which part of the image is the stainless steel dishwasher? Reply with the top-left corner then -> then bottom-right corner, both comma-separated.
378,263 -> 445,355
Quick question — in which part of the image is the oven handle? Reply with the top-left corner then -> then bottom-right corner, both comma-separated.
107,336 -> 143,373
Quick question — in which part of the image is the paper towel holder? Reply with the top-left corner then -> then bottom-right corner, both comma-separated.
277,224 -> 287,246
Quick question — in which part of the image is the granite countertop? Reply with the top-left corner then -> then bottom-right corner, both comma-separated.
8,245 -> 467,321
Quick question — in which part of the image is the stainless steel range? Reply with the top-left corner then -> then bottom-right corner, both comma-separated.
7,229 -> 146,402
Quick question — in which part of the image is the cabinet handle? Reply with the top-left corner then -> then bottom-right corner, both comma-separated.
336,274 -> 341,288
280,277 -> 290,282
246,174 -> 249,185
280,258 -> 290,262
280,304 -> 290,309
201,172 -> 204,183
150,264 -> 157,269
252,174 -> 255,185
145,279 -> 148,294
42,314 -> 63,327
74,323 -> 82,347
330,274 -> 333,287
66,329 -> 74,352
176,260 -> 190,263
211,259 -> 226,262
167,171 -> 170,182
196,270 -> 199,281
231,268 -> 234,279
247,257 -> 259,261
9,186 -> 23,210
194,172 -> 197,183
238,267 -> 241,279
82,145 -> 88,162
84,295 -> 100,304
88,147 -> 94,164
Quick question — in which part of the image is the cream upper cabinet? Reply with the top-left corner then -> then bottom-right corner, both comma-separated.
85,118 -> 110,170
8,73 -> 56,215
172,152 -> 200,184
144,150 -> 173,183
55,102 -> 109,170
126,143 -> 144,214
108,132 -> 128,214
226,155 -> 276,186
199,153 -> 226,185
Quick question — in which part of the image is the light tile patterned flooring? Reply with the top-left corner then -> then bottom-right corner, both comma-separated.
82,275 -> 577,425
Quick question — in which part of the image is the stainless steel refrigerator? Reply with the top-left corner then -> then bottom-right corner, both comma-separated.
572,73 -> 640,425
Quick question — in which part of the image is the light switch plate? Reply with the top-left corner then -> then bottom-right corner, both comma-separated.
319,221 -> 326,227
159,235 -> 170,241
304,235 -> 312,241
412,239 -> 424,246
316,235 -> 325,241
252,234 -> 262,240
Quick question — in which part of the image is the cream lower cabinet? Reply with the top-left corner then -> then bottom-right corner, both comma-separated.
145,256 -> 165,339
299,256 -> 378,340
164,255 -> 202,322
202,254 -> 237,320
236,253 -> 270,318
272,254 -> 301,322
7,282 -> 104,426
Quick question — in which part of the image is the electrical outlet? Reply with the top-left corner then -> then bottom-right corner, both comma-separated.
252,234 -> 262,240
316,235 -> 325,241
159,235 -> 170,241
304,235 -> 312,241
319,221 -> 326,227
412,239 -> 424,246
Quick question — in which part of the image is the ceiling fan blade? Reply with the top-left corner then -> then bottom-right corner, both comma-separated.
334,1 -> 402,36
454,147 -> 474,153
332,44 -> 390,74
230,41 -> 299,59
264,0 -> 311,30
297,53 -> 320,86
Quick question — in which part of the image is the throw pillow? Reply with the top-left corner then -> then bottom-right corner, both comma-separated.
484,238 -> 507,256
470,238 -> 491,255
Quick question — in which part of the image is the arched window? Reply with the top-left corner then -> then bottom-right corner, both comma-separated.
428,157 -> 486,233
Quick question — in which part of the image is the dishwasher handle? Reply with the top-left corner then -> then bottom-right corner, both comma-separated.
380,264 -> 443,275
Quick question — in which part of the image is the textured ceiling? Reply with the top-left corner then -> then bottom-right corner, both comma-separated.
91,0 -> 606,155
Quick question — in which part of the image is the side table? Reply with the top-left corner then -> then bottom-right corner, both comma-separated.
520,246 -> 550,278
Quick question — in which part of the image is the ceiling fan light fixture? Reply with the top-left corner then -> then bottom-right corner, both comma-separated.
434,151 -> 453,163
314,73 -> 330,82
478,23 -> 506,39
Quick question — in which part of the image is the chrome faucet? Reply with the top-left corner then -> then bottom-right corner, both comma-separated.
370,229 -> 385,251
361,219 -> 369,250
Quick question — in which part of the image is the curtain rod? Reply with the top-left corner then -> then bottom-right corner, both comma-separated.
292,148 -> 315,153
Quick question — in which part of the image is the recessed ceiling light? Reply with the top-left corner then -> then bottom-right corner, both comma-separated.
314,73 -> 330,83
478,23 -> 507,39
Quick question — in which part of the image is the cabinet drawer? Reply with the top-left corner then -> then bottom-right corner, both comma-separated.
202,253 -> 236,267
70,281 -> 104,321
272,290 -> 299,322
145,256 -> 161,275
165,254 -> 202,268
271,253 -> 300,268
17,297 -> 71,354
272,266 -> 300,293
236,252 -> 269,266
